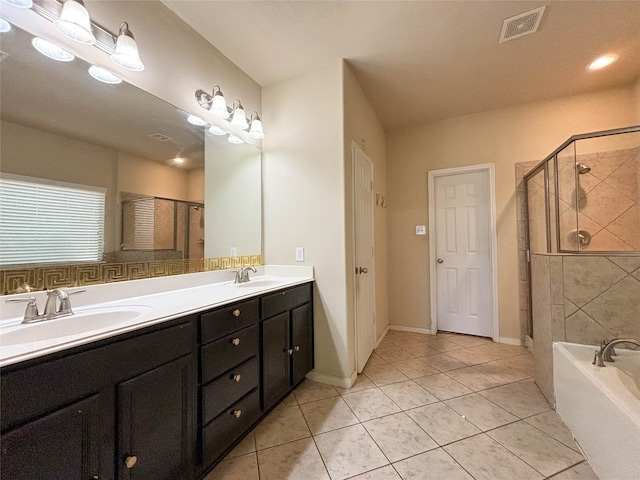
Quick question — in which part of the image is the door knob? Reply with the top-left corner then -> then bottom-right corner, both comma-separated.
124,455 -> 137,469
437,258 -> 443,264
358,267 -> 368,274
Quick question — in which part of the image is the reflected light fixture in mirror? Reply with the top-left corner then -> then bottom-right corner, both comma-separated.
32,36 -> 75,62
187,114 -> 207,126
587,54 -> 618,71
227,134 -> 244,144
1,0 -> 33,8
55,0 -> 96,45
208,125 -> 226,136
111,21 -> 144,71
0,18 -> 12,32
88,65 -> 122,84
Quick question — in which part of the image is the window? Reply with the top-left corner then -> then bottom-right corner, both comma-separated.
0,174 -> 106,266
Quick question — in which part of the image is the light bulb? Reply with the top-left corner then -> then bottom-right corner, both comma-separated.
54,0 -> 96,45
230,102 -> 248,130
208,125 -> 227,136
88,65 -> 122,84
32,37 -> 75,62
209,91 -> 229,119
587,54 -> 618,71
1,0 -> 33,9
227,134 -> 244,144
248,116 -> 265,139
187,114 -> 207,126
111,22 -> 144,72
0,18 -> 11,33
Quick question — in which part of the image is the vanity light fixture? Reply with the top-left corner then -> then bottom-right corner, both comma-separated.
32,37 -> 75,62
0,18 -> 11,32
230,100 -> 249,130
209,85 -> 230,119
187,114 -> 208,126
208,125 -> 227,136
1,0 -> 33,9
55,0 -> 96,45
111,22 -> 144,71
587,54 -> 618,71
248,112 -> 265,140
227,134 -> 244,145
88,65 -> 122,84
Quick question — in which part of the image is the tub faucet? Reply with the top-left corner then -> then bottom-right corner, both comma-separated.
601,338 -> 640,363
234,267 -> 257,284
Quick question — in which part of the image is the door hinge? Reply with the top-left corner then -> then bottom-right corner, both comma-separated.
526,250 -> 531,263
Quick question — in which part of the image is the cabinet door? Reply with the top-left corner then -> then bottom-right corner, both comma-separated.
291,303 -> 314,386
262,312 -> 290,411
117,354 -> 194,480
1,394 -> 101,480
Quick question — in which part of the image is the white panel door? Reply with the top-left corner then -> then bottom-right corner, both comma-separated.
354,145 -> 376,372
434,170 -> 492,337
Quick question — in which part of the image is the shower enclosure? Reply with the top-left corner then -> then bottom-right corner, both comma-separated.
120,195 -> 205,261
525,126 -> 640,254
521,125 -> 640,403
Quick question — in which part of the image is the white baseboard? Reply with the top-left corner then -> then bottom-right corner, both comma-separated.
390,325 -> 433,335
306,369 -> 358,389
376,324 -> 390,347
499,336 -> 523,346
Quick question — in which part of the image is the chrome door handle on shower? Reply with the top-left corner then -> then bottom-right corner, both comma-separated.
437,258 -> 444,264
357,267 -> 368,274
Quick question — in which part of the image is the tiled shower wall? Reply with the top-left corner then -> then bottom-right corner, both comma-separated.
531,253 -> 640,402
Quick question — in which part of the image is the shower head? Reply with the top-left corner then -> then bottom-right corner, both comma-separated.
576,163 -> 591,174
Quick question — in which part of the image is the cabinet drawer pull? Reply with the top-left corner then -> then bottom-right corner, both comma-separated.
231,373 -> 242,382
231,337 -> 241,346
287,348 -> 294,355
124,455 -> 137,469
231,409 -> 242,418
294,345 -> 300,352
232,309 -> 241,317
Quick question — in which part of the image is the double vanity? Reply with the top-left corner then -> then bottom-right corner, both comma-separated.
0,266 -> 314,480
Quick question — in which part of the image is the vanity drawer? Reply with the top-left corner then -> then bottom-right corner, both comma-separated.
201,389 -> 260,467
201,298 -> 258,344
201,324 -> 258,383
202,356 -> 259,425
260,283 -> 312,320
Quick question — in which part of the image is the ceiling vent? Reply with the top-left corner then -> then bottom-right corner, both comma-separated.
148,132 -> 172,142
499,6 -> 546,43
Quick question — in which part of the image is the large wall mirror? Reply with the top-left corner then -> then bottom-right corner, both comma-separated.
0,21 -> 262,293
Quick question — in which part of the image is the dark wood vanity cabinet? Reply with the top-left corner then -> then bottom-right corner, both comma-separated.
0,281 -> 314,480
261,283 -> 314,411
0,317 -> 197,480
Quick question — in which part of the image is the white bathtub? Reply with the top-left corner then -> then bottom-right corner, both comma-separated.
553,342 -> 640,480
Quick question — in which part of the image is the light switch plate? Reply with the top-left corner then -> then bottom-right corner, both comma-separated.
295,246 -> 304,262
415,225 -> 426,235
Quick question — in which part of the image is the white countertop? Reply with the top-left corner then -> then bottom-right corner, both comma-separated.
0,265 -> 314,367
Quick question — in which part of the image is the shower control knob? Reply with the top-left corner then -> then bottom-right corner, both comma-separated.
437,258 -> 444,264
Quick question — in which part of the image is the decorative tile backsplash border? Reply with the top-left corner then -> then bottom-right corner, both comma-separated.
0,255 -> 262,295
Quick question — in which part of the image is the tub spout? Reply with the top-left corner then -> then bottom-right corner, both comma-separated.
601,339 -> 640,364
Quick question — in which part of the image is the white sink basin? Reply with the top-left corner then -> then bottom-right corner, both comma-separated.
231,279 -> 284,289
0,306 -> 153,346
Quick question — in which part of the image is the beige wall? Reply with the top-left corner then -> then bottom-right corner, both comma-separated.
263,61 -> 353,384
117,153 -> 189,200
387,84 -> 639,341
343,63 -> 389,341
187,168 -> 205,203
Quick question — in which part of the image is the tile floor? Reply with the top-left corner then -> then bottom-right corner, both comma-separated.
207,330 -> 600,480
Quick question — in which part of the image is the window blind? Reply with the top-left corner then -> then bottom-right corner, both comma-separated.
0,174 -> 106,266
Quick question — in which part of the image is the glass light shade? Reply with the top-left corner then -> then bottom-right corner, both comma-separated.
32,37 -> 75,62
111,31 -> 144,71
88,65 -> 122,84
1,0 -> 33,9
208,125 -> 227,136
248,117 -> 265,139
209,93 -> 229,119
230,104 -> 248,130
0,18 -> 11,32
54,0 -> 96,45
187,114 -> 207,126
227,134 -> 244,144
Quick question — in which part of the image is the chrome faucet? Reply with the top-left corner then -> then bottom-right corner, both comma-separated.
234,267 -> 257,284
593,338 -> 640,366
5,288 -> 85,323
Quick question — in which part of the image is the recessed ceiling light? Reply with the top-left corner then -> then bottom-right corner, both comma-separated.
587,54 -> 619,71
0,18 -> 11,33
88,65 -> 122,84
187,114 -> 207,126
173,158 -> 185,164
32,37 -> 75,62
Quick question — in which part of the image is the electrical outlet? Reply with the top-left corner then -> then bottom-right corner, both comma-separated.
415,225 -> 426,235
230,247 -> 237,257
295,246 -> 304,262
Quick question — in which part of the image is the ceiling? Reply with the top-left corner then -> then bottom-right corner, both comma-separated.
163,1 -> 640,130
